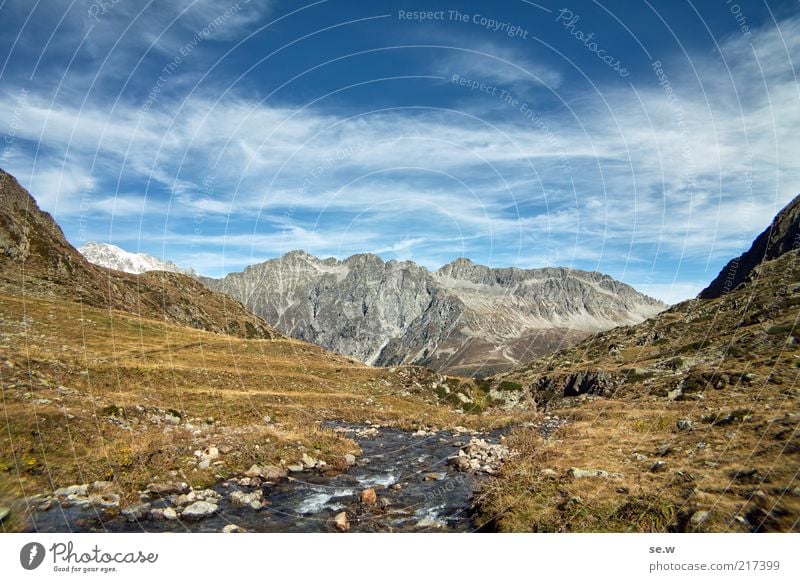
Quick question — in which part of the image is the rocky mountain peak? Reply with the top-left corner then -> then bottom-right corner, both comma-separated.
283,249 -> 316,261
344,252 -> 385,268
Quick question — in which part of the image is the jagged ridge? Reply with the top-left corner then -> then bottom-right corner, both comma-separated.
202,250 -> 665,374
700,195 -> 800,298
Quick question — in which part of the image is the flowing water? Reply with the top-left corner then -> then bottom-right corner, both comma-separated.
26,422 -> 505,533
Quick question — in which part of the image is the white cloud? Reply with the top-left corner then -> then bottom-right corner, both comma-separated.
26,166 -> 96,219
633,281 -> 707,305
437,43 -> 563,90
1,10 -> 797,285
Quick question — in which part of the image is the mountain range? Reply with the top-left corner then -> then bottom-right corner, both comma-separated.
489,190 -> 800,405
199,252 -> 665,375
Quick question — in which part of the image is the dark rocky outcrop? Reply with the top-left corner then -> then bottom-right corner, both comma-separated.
536,370 -> 621,398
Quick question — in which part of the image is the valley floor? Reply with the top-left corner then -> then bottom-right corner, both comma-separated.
0,293 -> 525,532
1,290 -> 797,532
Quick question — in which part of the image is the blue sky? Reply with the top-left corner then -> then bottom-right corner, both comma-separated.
0,0 -> 798,303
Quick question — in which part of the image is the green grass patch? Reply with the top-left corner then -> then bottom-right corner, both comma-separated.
767,324 -> 795,335
498,380 -> 523,392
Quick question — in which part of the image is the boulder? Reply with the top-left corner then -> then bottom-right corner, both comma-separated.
222,524 -> 247,533
568,467 -> 622,478
229,490 -> 263,509
361,488 -> 377,505
667,387 -> 683,401
163,507 -> 178,521
261,465 -> 287,481
447,456 -> 472,472
121,503 -> 150,522
54,484 -> 89,498
334,511 -> 349,532
65,494 -> 92,510
145,482 -> 189,495
538,370 -> 620,398
148,507 -> 177,520
344,454 -> 357,466
245,464 -> 263,478
88,493 -> 120,510
181,500 -> 217,520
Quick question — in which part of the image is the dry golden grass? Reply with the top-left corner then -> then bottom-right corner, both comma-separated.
0,292 -> 513,529
476,384 -> 800,532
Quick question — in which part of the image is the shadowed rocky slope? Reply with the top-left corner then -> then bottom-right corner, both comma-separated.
0,168 -> 280,339
700,195 -> 800,299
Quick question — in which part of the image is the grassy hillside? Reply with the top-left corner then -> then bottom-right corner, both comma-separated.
475,250 -> 799,532
0,168 -> 280,340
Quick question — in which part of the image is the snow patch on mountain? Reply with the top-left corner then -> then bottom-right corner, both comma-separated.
78,242 -> 195,276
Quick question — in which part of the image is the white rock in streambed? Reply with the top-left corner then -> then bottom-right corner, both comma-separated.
87,492 -> 120,510
181,500 -> 218,520
53,484 -> 89,498
150,507 -> 178,521
229,490 -> 263,509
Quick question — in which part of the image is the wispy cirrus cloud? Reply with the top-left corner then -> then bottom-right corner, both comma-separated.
0,5 -> 797,302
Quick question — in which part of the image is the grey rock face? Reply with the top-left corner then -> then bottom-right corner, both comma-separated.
202,252 -> 665,374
